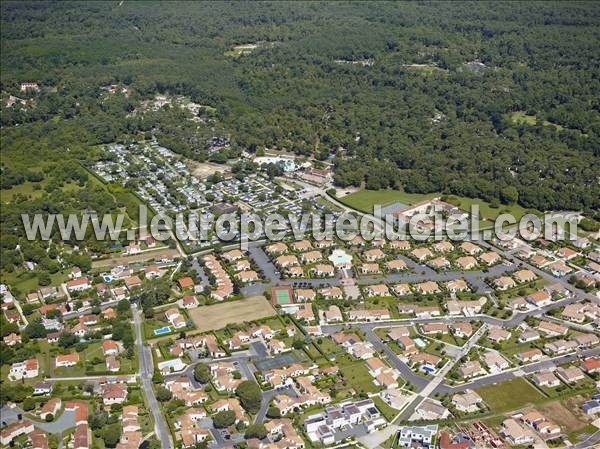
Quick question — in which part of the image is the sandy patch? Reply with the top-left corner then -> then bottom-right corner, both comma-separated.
187,296 -> 275,332
92,248 -> 179,268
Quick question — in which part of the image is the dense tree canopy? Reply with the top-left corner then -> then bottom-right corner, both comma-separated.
1,1 -> 598,217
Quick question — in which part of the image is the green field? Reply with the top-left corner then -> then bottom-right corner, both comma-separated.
476,377 -> 544,412
509,111 -> 565,131
337,188 -> 536,223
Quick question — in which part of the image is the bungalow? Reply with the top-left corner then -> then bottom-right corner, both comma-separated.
452,390 -> 483,413
482,351 -> 509,372
487,327 -> 511,343
235,270 -> 259,283
421,323 -> 448,335
392,283 -> 411,296
275,255 -> 299,268
574,333 -> 599,348
555,366 -> 585,384
296,289 -> 316,302
396,336 -> 417,353
526,290 -> 552,307
9,358 -> 39,380
234,259 -> 251,271
501,419 -> 533,445
548,261 -> 573,277
70,267 -> 82,279
460,242 -> 482,255
291,240 -> 312,252
182,295 -> 199,309
457,361 -> 486,379
301,250 -> 322,264
518,329 -> 540,343
311,264 -> 334,277
479,251 -> 501,265
364,248 -> 384,262
429,257 -> 450,270
55,353 -> 80,367
530,255 -> 551,267
0,420 -> 34,446
106,356 -> 120,372
544,339 -> 578,355
446,298 -> 486,316
102,383 -> 128,405
178,277 -> 195,291
415,281 -> 440,295
446,279 -> 469,293
40,398 -> 61,420
411,248 -> 433,262
455,256 -> 478,270
493,276 -> 516,290
360,263 -> 381,274
582,357 -> 600,374
538,321 -> 568,337
557,247 -> 579,260
222,249 -> 244,262
33,381 -> 53,396
324,305 -> 343,322
347,308 -> 390,322
386,259 -> 408,271
315,239 -> 335,248
432,241 -> 454,253
389,240 -> 411,250
364,284 -> 389,297
144,265 -> 161,279
3,332 -> 21,346
102,340 -> 120,356
516,348 -> 543,363
165,308 -> 187,329
533,371 -> 561,388
513,269 -> 536,283
265,242 -> 288,255
450,322 -> 473,338
387,326 -> 411,341
66,277 -> 91,293
320,286 -> 343,299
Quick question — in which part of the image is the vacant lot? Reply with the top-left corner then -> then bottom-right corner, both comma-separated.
476,378 -> 544,412
188,296 -> 275,332
91,247 -> 179,268
188,161 -> 229,179
539,399 -> 589,435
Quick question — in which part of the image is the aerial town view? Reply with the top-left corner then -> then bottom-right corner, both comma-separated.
0,2 -> 599,449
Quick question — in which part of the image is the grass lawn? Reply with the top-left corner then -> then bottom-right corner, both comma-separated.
476,378 -> 544,412
339,361 -> 380,395
337,189 -> 437,213
336,188 -> 537,223
373,396 -> 398,422
509,111 -> 565,132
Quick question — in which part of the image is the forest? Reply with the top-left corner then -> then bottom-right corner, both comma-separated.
1,1 -> 599,214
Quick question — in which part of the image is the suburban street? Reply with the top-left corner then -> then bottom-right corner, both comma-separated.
132,305 -> 173,449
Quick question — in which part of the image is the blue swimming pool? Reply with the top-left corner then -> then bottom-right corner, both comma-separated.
328,249 -> 352,265
414,338 -> 426,348
103,274 -> 113,282
153,325 -> 172,335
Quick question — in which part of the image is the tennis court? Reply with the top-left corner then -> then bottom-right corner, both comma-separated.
271,286 -> 294,306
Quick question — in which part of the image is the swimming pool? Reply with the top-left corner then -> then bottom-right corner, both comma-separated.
328,249 -> 352,266
153,325 -> 172,335
103,274 -> 113,282
414,337 -> 426,348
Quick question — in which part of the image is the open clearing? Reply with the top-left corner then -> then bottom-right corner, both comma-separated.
187,161 -> 230,179
338,188 -> 533,222
187,296 -> 275,332
539,399 -> 589,434
476,378 -> 544,412
91,247 -> 179,268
